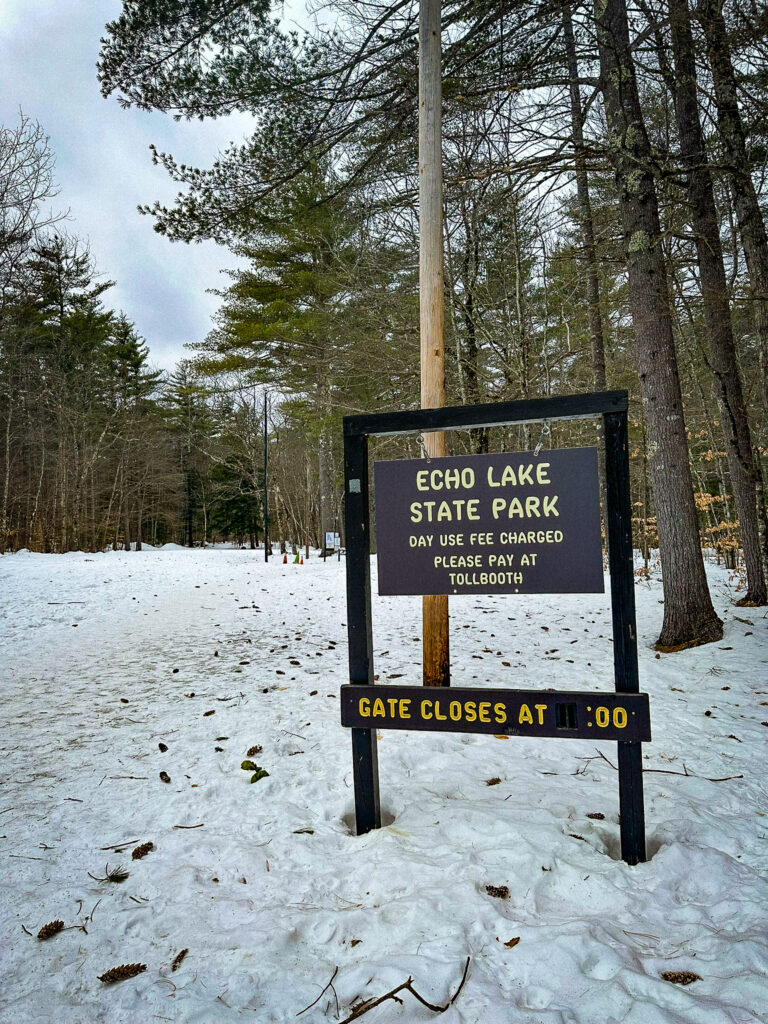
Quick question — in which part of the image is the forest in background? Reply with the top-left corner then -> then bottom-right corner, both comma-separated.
1,0 -> 767,641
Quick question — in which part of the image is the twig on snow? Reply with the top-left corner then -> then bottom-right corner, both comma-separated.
574,748 -> 743,782
100,839 -> 139,850
172,823 -> 205,829
338,957 -> 471,1023
296,966 -> 339,1016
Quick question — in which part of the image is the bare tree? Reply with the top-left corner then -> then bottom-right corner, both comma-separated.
0,112 -> 63,305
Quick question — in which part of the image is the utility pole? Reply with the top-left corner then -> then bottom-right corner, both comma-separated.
263,391 -> 269,562
419,0 -> 449,686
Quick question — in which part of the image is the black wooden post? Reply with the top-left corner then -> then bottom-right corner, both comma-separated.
343,426 -> 380,834
604,410 -> 646,864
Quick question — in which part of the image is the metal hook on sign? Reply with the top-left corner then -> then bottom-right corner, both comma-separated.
533,420 -> 551,457
417,431 -> 432,463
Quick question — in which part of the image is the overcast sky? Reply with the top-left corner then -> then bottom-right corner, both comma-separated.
0,1 -> 284,372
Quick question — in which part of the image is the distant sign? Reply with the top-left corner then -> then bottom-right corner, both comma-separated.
374,448 -> 604,595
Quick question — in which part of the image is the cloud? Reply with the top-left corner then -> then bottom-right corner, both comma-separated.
0,0 -> 260,371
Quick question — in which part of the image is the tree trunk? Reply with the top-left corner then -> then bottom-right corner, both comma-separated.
318,421 -> 332,554
563,4 -> 607,393
698,0 -> 768,420
1,388 -> 12,553
185,467 -> 194,547
595,0 -> 722,649
669,0 -> 766,605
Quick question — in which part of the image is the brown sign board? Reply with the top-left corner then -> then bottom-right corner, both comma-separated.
341,685 -> 651,743
374,448 -> 604,596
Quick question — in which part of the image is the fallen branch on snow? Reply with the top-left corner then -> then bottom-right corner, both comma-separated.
338,957 -> 471,1023
574,748 -> 743,782
296,966 -> 339,1017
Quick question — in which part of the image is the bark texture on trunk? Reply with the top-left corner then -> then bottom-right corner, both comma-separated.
698,0 -> 768,420
563,4 -> 607,393
669,0 -> 766,605
595,0 -> 722,648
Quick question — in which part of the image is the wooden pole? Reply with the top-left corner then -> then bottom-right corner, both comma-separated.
419,0 -> 449,686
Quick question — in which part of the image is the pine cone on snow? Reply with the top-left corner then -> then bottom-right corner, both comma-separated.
37,920 -> 64,940
485,884 -> 510,900
171,948 -> 188,971
661,971 -> 701,985
131,842 -> 153,860
98,963 -> 147,984
247,745 -> 262,757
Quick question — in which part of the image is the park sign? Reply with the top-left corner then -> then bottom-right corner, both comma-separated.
374,448 -> 603,595
341,391 -> 649,865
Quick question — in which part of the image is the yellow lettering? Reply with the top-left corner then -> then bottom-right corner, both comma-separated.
518,704 -> 533,725
410,502 -> 422,523
421,699 -> 433,720
517,464 -> 533,485
536,462 -> 551,485
359,697 -> 371,717
465,701 -> 477,723
416,470 -> 429,491
534,703 -> 547,725
399,699 -> 411,719
449,701 -> 462,721
478,702 -> 491,723
494,702 -> 507,724
434,701 -> 447,721
508,498 -> 524,517
372,698 -> 386,717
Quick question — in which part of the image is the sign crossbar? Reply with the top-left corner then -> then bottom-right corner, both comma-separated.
344,390 -> 628,437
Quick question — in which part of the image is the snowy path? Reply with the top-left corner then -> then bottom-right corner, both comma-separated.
0,548 -> 766,1023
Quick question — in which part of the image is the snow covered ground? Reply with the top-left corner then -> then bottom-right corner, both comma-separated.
0,547 -> 766,1024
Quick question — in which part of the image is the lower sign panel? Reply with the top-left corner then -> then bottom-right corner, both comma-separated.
340,685 -> 651,742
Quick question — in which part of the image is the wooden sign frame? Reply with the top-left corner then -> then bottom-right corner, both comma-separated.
342,390 -> 648,865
